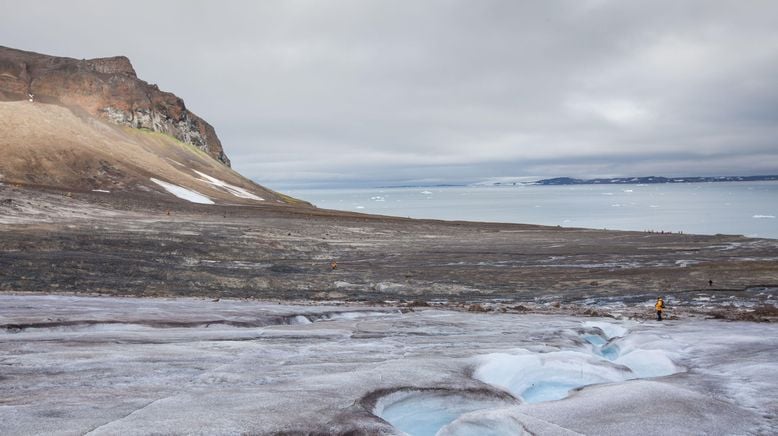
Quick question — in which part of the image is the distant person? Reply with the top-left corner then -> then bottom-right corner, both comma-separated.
330,260 -> 337,270
655,296 -> 665,321
709,279 -> 713,287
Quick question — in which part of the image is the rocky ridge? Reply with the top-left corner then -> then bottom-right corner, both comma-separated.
0,45 -> 229,166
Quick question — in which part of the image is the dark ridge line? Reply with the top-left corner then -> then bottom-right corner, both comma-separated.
531,175 -> 778,186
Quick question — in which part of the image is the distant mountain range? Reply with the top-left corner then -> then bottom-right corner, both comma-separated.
382,174 -> 778,189
532,175 -> 778,185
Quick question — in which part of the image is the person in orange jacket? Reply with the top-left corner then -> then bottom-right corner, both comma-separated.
655,296 -> 666,321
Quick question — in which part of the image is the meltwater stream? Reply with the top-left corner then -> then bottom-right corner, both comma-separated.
375,321 -> 682,436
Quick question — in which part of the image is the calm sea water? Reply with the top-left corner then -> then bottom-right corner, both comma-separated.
287,181 -> 778,239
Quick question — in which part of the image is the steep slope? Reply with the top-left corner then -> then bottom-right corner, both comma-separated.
0,46 -> 303,206
0,101 -> 302,205
0,45 -> 228,165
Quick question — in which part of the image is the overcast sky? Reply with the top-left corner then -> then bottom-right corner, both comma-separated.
2,1 -> 778,188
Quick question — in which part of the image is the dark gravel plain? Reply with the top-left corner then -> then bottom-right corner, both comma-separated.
2,183 -> 777,312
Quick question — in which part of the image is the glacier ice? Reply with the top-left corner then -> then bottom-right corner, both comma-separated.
473,350 -> 633,404
0,296 -> 776,435
375,390 -> 514,436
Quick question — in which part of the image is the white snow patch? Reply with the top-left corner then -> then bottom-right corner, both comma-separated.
675,259 -> 700,268
150,178 -> 214,204
91,189 -> 111,193
193,170 -> 264,201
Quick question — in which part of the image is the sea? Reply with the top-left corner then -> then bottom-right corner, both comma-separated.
286,181 -> 778,239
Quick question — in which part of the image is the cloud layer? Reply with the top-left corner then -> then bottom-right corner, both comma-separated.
2,0 -> 777,187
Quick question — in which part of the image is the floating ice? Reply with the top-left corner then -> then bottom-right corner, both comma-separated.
150,178 -> 214,204
753,215 -> 775,219
421,190 -> 433,195
370,196 -> 386,202
193,170 -> 264,201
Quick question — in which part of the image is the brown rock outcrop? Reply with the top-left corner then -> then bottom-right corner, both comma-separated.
0,46 -> 229,166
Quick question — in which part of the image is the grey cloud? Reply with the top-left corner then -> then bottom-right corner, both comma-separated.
2,0 -> 777,188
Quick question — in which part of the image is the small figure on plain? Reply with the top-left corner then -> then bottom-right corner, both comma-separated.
655,296 -> 665,321
708,279 -> 713,287
330,260 -> 337,270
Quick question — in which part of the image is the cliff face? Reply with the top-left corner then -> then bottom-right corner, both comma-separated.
0,46 -> 229,166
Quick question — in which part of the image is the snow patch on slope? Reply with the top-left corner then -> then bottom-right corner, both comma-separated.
150,178 -> 214,204
194,170 -> 264,201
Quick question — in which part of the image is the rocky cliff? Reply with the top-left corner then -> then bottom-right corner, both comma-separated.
0,46 -> 229,166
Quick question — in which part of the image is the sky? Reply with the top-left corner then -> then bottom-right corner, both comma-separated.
2,1 -> 778,188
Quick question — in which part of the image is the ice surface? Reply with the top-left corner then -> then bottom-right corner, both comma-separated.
581,334 -> 606,346
150,178 -> 214,204
375,391 -> 513,436
437,407 -> 580,436
581,320 -> 628,339
474,350 -> 631,403
1,295 -> 777,435
518,379 -> 760,435
193,170 -> 264,201
614,349 -> 678,378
